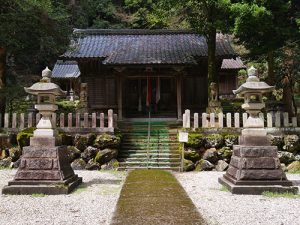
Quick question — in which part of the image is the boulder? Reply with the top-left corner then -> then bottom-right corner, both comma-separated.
186,133 -> 206,148
205,134 -> 224,149
95,148 -> 118,165
0,157 -> 12,168
270,135 -> 284,150
85,159 -> 100,170
81,146 -> 99,162
0,149 -> 9,160
183,159 -> 195,172
94,134 -> 121,149
202,148 -> 218,164
101,159 -> 120,170
280,163 -> 288,172
67,146 -> 81,162
74,134 -> 88,151
195,159 -> 214,171
71,158 -> 87,170
224,134 -> 238,148
8,147 -> 22,162
215,160 -> 229,171
184,148 -> 201,163
283,135 -> 300,153
287,161 -> 300,173
278,151 -> 296,165
217,147 -> 232,162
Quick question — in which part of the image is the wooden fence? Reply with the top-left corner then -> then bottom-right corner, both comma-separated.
183,110 -> 298,129
0,109 -> 117,133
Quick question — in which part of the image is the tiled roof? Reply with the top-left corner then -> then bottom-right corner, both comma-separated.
221,57 -> 246,70
52,60 -> 80,79
62,29 -> 236,65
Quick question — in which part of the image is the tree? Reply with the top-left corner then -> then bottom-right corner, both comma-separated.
0,0 -> 71,115
231,0 -> 299,85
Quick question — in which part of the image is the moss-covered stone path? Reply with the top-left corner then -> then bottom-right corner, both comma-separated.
110,170 -> 206,225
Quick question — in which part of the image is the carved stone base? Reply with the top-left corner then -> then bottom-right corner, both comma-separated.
2,146 -> 82,195
206,100 -> 223,114
219,143 -> 298,195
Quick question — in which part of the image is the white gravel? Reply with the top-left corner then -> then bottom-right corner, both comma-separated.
0,169 -> 127,225
175,171 -> 300,225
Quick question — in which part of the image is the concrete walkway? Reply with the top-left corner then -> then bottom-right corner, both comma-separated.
110,170 -> 206,225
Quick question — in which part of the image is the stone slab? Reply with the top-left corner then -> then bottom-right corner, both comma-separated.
23,147 -> 57,158
30,137 -> 61,148
239,135 -> 270,146
233,145 -> 277,157
2,176 -> 82,195
219,176 -> 298,195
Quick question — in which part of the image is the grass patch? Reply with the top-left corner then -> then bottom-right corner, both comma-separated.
0,166 -> 12,170
74,185 -> 88,194
31,193 -> 46,197
111,169 -> 206,225
262,191 -> 300,199
220,185 -> 229,192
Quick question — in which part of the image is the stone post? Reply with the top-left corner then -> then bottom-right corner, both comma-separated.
210,113 -> 215,128
92,113 -> 97,128
226,113 -> 231,128
68,113 -> 73,127
202,113 -> 208,128
194,113 -> 199,129
100,113 -> 105,128
234,113 -> 240,128
185,109 -> 190,128
108,109 -> 113,128
218,112 -> 224,128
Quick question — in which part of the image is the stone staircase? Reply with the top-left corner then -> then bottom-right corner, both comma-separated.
118,121 -> 181,171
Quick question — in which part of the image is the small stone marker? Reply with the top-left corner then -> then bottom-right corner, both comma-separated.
60,113 -> 65,128
210,113 -> 215,128
267,113 -> 273,128
12,113 -> 17,128
84,113 -> 89,128
108,109 -> 113,128
20,113 -> 24,129
275,111 -> 281,127
4,113 -> 9,128
242,113 -> 247,127
283,112 -> 289,127
76,113 -> 80,127
202,113 -> 208,128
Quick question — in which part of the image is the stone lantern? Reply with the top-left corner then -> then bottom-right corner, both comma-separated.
219,66 -> 298,195
2,67 -> 82,195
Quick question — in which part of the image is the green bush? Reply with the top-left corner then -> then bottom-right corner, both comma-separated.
16,127 -> 35,149
56,100 -> 79,114
186,133 -> 206,148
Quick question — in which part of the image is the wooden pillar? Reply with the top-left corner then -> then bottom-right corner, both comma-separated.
117,76 -> 123,120
176,75 -> 182,120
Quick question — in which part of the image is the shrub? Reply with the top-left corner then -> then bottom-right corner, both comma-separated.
16,127 -> 35,149
186,133 -> 206,148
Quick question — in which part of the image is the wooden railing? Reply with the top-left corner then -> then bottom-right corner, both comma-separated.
0,109 -> 117,133
183,110 -> 298,129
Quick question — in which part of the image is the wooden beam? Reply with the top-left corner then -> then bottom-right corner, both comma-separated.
177,75 -> 182,120
117,76 -> 123,120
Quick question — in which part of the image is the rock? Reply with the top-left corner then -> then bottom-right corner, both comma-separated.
283,135 -> 300,153
281,163 -> 288,172
81,146 -> 99,162
186,133 -> 206,148
67,146 -> 81,162
60,133 -> 73,146
287,161 -> 300,173
205,134 -> 224,149
202,148 -> 218,164
12,158 -> 21,168
94,134 -> 121,149
195,159 -> 214,171
183,159 -> 195,172
184,148 -> 201,163
0,157 -> 12,168
224,134 -> 238,148
95,148 -> 118,165
86,133 -> 97,146
215,160 -> 229,171
295,154 -> 300,161
8,147 -> 22,162
74,134 -> 88,151
0,149 -> 9,160
217,147 -> 232,162
0,134 -> 11,149
278,151 -> 296,165
101,159 -> 120,170
270,135 -> 284,150
71,158 -> 87,170
85,159 -> 100,170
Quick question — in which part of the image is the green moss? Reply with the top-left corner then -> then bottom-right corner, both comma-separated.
220,185 -> 229,192
31,193 -> 46,197
262,191 -> 300,198
184,150 -> 200,163
16,127 -> 36,149
74,185 -> 88,194
186,133 -> 205,148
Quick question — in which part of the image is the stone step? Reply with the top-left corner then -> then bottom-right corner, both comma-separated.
120,147 -> 178,152
118,152 -> 180,158
117,166 -> 181,171
121,143 -> 178,147
119,161 -> 181,167
119,157 -> 181,162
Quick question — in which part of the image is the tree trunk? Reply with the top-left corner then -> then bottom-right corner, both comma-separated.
0,47 -> 6,118
282,75 -> 295,116
267,50 -> 275,85
207,28 -> 217,101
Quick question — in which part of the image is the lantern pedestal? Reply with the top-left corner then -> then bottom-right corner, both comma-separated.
219,135 -> 298,194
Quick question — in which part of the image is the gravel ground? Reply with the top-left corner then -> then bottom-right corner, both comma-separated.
175,171 -> 300,225
0,169 -> 127,225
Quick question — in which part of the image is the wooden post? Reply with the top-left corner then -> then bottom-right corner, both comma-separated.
12,113 -> 17,128
117,76 -> 123,120
226,113 -> 232,128
210,113 -> 215,128
20,113 -> 24,129
92,113 -> 97,128
218,112 -> 224,128
176,76 -> 182,120
194,113 -> 199,129
100,113 -> 104,128
113,113 -> 118,128
234,113 -> 240,128
68,113 -> 73,127
4,113 -> 9,128
28,113 -> 33,128
60,113 -> 65,128
76,113 -> 80,127
108,109 -> 113,128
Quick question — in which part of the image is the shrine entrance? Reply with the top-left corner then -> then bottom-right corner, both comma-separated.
123,77 -> 177,118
